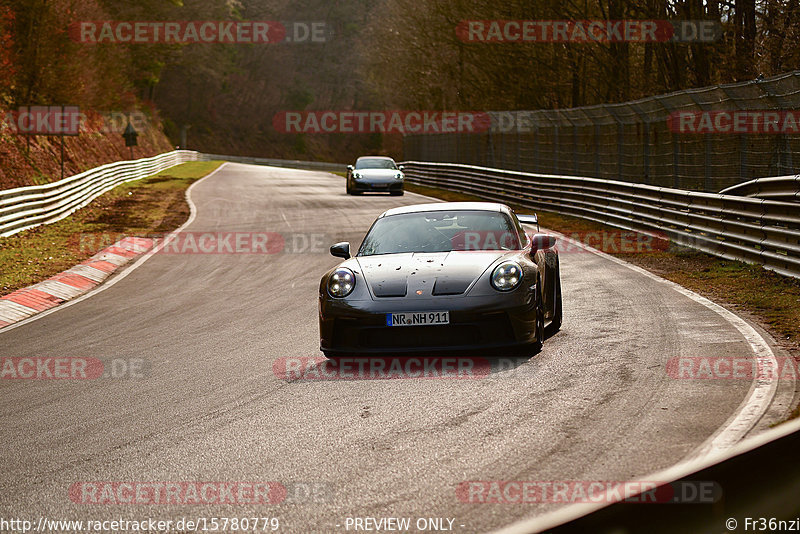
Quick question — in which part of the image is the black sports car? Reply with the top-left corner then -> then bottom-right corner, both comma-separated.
318,202 -> 562,356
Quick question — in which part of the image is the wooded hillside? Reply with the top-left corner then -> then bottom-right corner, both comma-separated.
1,0 -> 795,171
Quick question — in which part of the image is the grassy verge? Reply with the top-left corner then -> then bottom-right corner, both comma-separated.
404,183 -> 800,356
0,161 -> 223,295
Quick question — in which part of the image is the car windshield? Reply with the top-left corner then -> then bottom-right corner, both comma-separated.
355,158 -> 396,170
359,210 -> 521,256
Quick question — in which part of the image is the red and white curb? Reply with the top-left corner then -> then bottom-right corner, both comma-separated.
0,236 -> 154,329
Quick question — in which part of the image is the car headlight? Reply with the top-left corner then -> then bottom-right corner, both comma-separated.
395,173 -> 403,180
328,267 -> 355,298
353,172 -> 361,180
491,261 -> 523,291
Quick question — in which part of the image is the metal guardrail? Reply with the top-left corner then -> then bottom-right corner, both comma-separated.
400,161 -> 800,279
719,175 -> 800,202
0,152 -> 346,239
199,153 -> 346,174
0,150 -> 198,238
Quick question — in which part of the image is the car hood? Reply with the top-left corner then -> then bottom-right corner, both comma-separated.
355,251 -> 509,297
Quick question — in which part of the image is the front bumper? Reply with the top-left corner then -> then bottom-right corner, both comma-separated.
352,180 -> 404,193
319,293 -> 538,355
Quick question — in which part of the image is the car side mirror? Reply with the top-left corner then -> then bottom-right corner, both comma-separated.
531,234 -> 557,253
398,165 -> 404,171
346,165 -> 354,171
330,242 -> 351,259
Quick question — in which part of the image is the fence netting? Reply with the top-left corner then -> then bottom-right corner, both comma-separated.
403,70 -> 800,192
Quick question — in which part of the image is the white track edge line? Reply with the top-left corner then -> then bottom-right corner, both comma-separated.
546,229 -> 780,459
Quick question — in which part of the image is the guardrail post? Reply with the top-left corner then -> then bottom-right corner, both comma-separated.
629,103 -> 651,184
704,136 -> 712,190
684,92 -> 712,190
555,110 -> 579,176
617,122 -> 624,181
718,85 -> 750,185
498,131 -> 505,169
643,123 -> 651,184
780,135 -> 792,174
753,78 -> 793,176
740,134 -> 748,179
486,132 -> 494,168
593,123 -> 601,177
652,95 -> 681,188
602,105 -> 625,181
573,125 -> 579,175
553,124 -> 560,174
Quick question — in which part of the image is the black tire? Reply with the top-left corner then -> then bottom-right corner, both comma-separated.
532,276 -> 545,352
390,190 -> 404,196
551,258 -> 562,332
346,181 -> 352,195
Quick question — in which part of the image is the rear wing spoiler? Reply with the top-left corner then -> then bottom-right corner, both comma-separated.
516,213 -> 539,231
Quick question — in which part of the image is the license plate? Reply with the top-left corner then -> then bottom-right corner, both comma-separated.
386,311 -> 450,326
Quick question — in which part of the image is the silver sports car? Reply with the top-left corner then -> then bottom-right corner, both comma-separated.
346,156 -> 404,195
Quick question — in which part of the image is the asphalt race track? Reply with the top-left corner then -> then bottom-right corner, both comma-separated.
0,163 -> 793,533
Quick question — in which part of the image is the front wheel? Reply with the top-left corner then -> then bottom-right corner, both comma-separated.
550,258 -> 562,332
532,276 -> 545,352
390,190 -> 404,196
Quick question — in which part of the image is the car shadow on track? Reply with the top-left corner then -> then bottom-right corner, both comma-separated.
274,327 -> 561,383
283,356 -> 534,382
274,346 -> 551,382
